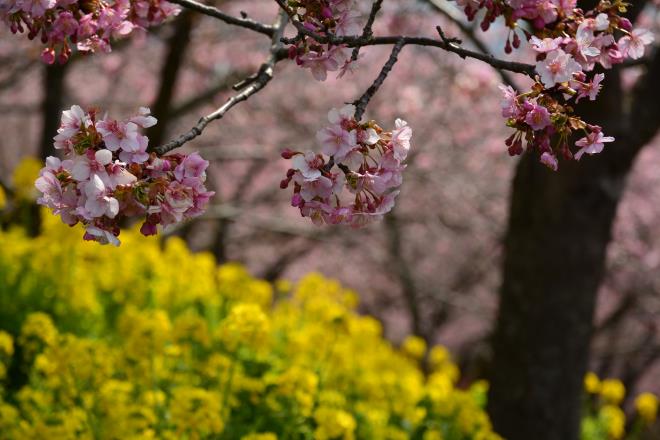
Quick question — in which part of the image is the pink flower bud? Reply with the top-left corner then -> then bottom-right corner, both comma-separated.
281,149 -> 295,159
619,17 -> 632,32
512,33 -> 521,49
508,139 -> 523,156
140,221 -> 158,236
321,6 -> 333,19
505,39 -> 512,54
41,47 -> 56,64
287,45 -> 297,59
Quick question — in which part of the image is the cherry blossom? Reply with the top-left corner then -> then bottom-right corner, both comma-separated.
575,23 -> 601,59
498,84 -> 521,118
35,106 -> 214,245
530,36 -> 563,53
316,119 -> 357,161
1,0 -> 179,64
573,73 -> 604,103
618,29 -> 655,60
390,119 -> 412,161
291,152 -> 324,181
282,107 -> 412,227
285,0 -> 360,80
575,130 -> 615,161
524,103 -> 552,131
536,49 -> 583,88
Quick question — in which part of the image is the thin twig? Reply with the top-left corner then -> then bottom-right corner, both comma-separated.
423,0 -> 517,87
351,0 -> 384,62
354,39 -> 405,121
154,11 -> 288,155
168,0 -> 274,36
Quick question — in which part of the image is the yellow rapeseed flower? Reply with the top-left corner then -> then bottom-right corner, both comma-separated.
402,335 -> 427,360
584,372 -> 601,394
0,331 -> 13,357
240,434 -> 278,440
599,405 -> 625,439
423,430 -> 444,440
170,387 -> 224,436
600,379 -> 625,405
219,303 -> 270,350
635,392 -> 658,424
314,406 -> 356,440
11,157 -> 42,201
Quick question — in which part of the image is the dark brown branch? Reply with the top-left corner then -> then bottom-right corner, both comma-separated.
354,38 -> 404,121
284,30 -> 536,77
167,0 -> 274,36
274,0 -> 536,78
154,11 -> 288,155
350,0 -> 383,62
423,0 -> 517,88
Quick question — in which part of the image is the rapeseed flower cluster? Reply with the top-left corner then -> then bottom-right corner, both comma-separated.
581,373 -> 659,440
0,210 -> 503,439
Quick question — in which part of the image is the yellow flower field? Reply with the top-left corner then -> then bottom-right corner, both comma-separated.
0,214 -> 502,440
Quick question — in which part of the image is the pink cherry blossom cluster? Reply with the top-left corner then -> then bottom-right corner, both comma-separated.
499,81 -> 614,171
1,0 -> 179,64
35,105 -> 214,246
452,0 -> 654,170
280,105 -> 411,227
285,0 -> 362,80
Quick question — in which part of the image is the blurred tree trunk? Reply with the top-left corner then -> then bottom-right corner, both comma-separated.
147,10 -> 194,147
487,31 -> 659,440
39,62 -> 68,161
21,62 -> 70,236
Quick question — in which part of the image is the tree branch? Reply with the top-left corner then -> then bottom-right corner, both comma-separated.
422,0 -> 517,88
354,38 -> 404,121
274,0 -> 536,77
160,0 -> 537,154
154,11 -> 288,155
167,0 -> 274,36
350,0 -> 384,62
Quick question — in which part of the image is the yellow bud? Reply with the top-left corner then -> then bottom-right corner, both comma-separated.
584,372 -> 601,394
600,379 -> 625,405
635,392 -> 658,424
